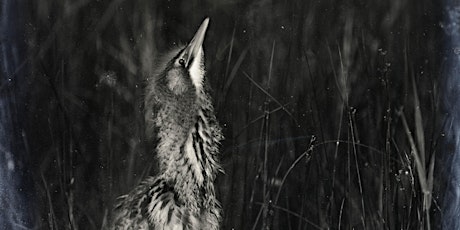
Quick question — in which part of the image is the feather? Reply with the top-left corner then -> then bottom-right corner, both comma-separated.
111,18 -> 222,230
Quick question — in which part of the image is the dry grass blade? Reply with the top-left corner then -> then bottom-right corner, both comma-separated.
242,71 -> 298,125
412,75 -> 425,166
268,41 -> 275,85
222,48 -> 248,99
224,26 -> 236,78
274,136 -> 315,206
235,102 -> 293,139
398,109 -> 428,194
398,107 -> 433,230
41,171 -> 57,230
255,202 -> 323,230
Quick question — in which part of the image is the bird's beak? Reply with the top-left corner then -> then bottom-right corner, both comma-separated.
184,18 -> 209,68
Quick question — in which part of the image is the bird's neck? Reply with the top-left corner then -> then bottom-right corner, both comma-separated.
155,93 -> 223,206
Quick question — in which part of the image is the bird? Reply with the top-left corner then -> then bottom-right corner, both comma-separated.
110,18 -> 224,230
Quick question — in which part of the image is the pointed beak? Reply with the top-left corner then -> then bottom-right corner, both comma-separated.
184,18 -> 209,68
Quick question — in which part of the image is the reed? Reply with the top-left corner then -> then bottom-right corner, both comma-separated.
17,0 -> 444,229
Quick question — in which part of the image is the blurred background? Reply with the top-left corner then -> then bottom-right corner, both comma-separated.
1,0 -> 460,229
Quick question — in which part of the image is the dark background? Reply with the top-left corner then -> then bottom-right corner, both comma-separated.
1,0 -> 459,229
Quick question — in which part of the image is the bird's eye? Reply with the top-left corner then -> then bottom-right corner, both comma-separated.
178,58 -> 185,66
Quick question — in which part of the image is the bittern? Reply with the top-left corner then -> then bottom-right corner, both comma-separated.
111,18 -> 223,230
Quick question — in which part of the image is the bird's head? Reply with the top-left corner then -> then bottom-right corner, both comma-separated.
156,18 -> 209,97
145,18 -> 211,140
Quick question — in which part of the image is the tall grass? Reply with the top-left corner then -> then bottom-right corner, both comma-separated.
12,0 -> 446,229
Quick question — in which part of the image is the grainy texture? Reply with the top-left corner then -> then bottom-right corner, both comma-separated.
1,0 -> 455,229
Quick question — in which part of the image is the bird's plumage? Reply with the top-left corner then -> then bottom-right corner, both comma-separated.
111,18 -> 223,230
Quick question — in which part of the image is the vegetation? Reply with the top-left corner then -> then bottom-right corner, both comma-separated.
1,0 -> 454,229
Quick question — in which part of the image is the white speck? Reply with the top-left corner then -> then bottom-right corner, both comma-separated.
5,152 -> 14,171
7,160 -> 14,171
281,25 -> 285,29
454,47 -> 460,55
